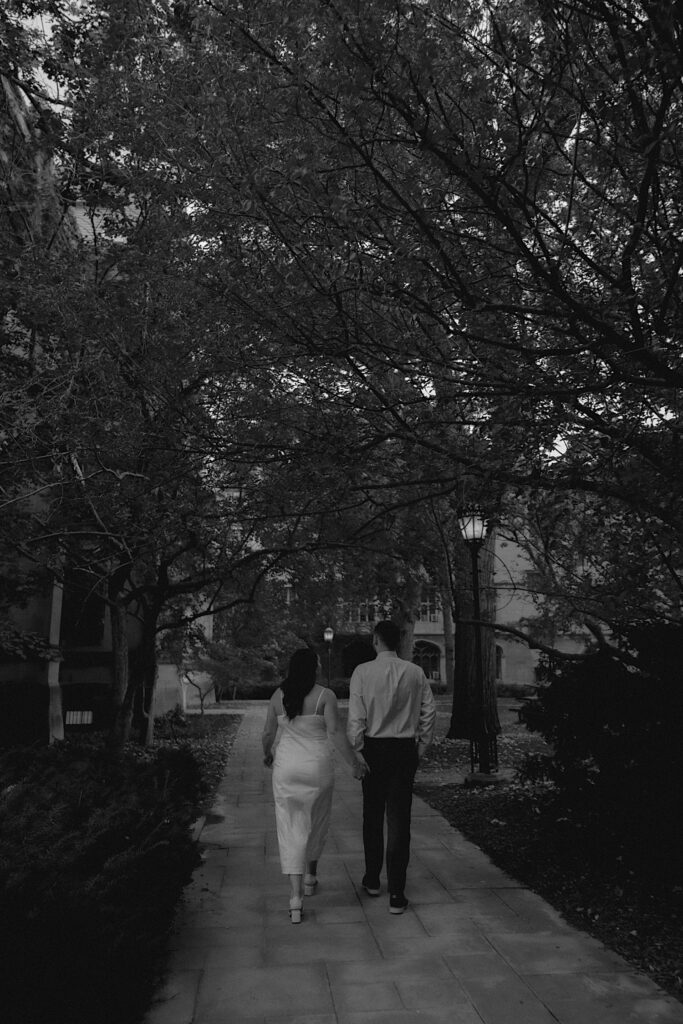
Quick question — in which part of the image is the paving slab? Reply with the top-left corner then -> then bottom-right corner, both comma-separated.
525,972 -> 683,1024
145,705 -> 683,1024
196,963 -> 334,1022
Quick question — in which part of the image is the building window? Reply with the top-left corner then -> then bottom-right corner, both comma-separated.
416,587 -> 441,623
345,601 -> 377,624
65,710 -> 93,726
360,602 -> 376,623
413,640 -> 442,681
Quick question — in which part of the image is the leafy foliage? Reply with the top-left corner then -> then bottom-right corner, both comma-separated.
4,0 -> 683,742
520,624 -> 683,879
0,736 -> 209,1024
0,679 -> 50,746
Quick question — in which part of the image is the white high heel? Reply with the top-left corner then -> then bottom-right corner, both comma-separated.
303,874 -> 318,896
289,897 -> 303,923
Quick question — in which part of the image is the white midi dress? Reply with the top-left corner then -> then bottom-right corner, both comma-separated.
272,690 -> 334,875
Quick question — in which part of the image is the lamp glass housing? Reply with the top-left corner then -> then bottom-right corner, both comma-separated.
457,508 -> 489,545
323,627 -> 334,643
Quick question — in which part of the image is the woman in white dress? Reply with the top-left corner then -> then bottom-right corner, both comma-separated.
262,648 -> 366,922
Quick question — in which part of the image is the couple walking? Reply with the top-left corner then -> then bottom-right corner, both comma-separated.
262,620 -> 437,923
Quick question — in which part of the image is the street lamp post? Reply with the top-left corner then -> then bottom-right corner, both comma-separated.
323,626 -> 334,687
457,508 -> 498,777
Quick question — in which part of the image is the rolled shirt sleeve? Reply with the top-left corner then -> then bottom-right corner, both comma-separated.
417,677 -> 437,754
346,669 -> 367,751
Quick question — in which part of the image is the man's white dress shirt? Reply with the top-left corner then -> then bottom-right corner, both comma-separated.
347,651 -> 437,755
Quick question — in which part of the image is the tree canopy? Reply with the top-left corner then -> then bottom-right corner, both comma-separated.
2,0 -> 683,685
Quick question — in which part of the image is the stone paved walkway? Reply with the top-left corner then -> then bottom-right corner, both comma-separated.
145,706 -> 683,1024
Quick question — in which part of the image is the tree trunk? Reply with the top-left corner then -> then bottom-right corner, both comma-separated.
447,541 -> 469,738
46,575 -> 64,744
448,589 -> 475,739
447,531 -> 500,742
477,534 -> 501,739
392,580 -> 421,660
440,583 -> 455,695
107,565 -> 134,751
144,665 -> 158,747
136,609 -> 160,747
111,601 -> 160,748
108,596 -> 132,751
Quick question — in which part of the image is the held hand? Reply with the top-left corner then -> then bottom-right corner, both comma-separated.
353,755 -> 369,780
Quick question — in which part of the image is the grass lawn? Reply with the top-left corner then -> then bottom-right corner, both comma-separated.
415,699 -> 683,1003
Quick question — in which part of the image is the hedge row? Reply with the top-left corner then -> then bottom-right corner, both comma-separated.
0,738 -> 206,1024
215,677 -> 352,701
217,678 -> 446,702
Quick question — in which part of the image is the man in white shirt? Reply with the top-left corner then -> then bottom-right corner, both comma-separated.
347,620 -> 437,914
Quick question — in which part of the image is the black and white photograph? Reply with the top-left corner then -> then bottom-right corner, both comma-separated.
1,1 -> 682,1021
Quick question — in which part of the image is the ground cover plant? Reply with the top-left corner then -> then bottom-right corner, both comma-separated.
0,711 -> 241,1024
154,707 -> 243,812
416,699 -> 683,1003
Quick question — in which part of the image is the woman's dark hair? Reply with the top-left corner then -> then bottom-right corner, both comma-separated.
281,648 -> 319,719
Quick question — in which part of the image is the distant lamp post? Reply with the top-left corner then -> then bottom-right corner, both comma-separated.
457,508 -> 498,777
323,626 -> 334,686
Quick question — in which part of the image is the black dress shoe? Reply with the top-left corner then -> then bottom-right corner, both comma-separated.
362,876 -> 380,896
389,893 -> 408,914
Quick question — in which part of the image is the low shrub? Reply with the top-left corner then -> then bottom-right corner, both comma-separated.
209,676 -> 357,701
326,677 -> 350,700
211,675 -> 355,701
0,737 -> 204,1024
155,703 -> 190,739
496,681 -> 537,698
220,678 -> 278,700
521,623 -> 683,882
0,679 -> 49,746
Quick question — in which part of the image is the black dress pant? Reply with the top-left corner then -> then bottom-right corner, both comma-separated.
361,737 -> 419,896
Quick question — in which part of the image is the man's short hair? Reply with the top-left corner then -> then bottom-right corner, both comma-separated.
373,620 -> 401,651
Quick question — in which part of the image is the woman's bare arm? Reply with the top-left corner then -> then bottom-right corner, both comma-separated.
262,692 -> 279,766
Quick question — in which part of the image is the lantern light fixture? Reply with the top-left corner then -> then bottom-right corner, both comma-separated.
457,508 -> 490,547
323,627 -> 334,686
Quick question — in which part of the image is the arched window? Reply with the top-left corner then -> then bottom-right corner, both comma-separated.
413,640 -> 442,682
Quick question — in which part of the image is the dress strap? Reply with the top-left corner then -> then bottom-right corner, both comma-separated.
279,688 -> 286,716
313,687 -> 325,715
